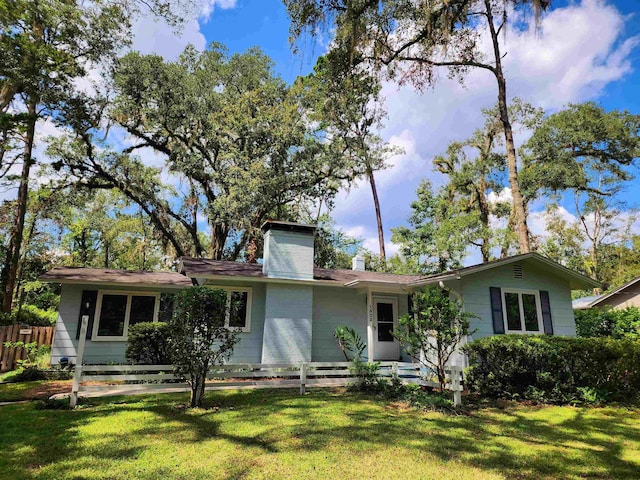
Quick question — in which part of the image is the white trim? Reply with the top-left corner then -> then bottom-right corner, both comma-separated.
206,286 -> 253,333
501,288 -> 543,334
372,296 -> 399,360
92,290 -> 161,341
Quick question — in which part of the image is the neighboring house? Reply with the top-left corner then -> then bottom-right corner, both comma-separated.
41,221 -> 599,366
573,276 -> 640,311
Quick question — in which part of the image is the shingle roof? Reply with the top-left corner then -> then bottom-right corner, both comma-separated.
179,257 -> 422,285
40,267 -> 193,287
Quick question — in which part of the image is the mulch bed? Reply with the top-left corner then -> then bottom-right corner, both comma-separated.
21,381 -> 72,400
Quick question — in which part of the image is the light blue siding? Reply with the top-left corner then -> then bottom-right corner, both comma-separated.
444,258 -> 577,340
52,284 -> 171,365
312,287 -> 366,361
263,230 -> 314,280
312,287 -> 409,362
262,283 -> 313,362
52,282 -> 267,365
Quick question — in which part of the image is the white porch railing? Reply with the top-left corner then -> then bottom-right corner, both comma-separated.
69,316 -> 463,408
69,361 -> 463,407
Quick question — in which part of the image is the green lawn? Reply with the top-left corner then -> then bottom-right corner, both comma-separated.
0,388 -> 638,480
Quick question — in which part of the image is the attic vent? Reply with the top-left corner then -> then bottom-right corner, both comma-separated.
513,264 -> 523,279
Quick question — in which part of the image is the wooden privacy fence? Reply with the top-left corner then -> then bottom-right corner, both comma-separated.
0,325 -> 55,372
70,316 -> 463,407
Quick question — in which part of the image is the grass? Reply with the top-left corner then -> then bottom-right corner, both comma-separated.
0,388 -> 639,479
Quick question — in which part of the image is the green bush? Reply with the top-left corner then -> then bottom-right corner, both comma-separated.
464,335 -> 640,404
574,307 -> 640,339
0,305 -> 58,326
125,322 -> 171,365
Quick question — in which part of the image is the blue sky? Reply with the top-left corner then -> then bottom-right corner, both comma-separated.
130,0 -> 640,262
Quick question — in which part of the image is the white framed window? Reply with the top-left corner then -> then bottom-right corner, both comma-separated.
208,286 -> 252,332
92,291 -> 160,341
501,289 -> 543,334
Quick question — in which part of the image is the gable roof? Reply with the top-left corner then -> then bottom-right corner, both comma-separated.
572,295 -> 603,310
588,276 -> 640,308
408,252 -> 600,290
39,267 -> 193,289
179,257 -> 422,287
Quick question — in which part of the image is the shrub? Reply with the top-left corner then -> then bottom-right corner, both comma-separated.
168,286 -> 240,408
347,359 -> 384,392
574,307 -> 640,339
334,326 -> 366,361
394,286 -> 476,390
464,335 -> 640,404
126,322 -> 171,365
0,305 -> 58,326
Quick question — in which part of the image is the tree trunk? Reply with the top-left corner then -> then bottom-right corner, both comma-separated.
486,1 -> 531,254
245,236 -> 258,263
190,373 -> 206,408
367,167 -> 386,261
1,99 -> 36,313
210,224 -> 229,260
477,178 -> 491,263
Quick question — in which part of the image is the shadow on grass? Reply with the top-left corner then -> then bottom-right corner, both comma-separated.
0,388 -> 638,479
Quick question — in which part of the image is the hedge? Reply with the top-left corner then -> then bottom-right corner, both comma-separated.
574,306 -> 640,339
463,335 -> 640,404
125,322 -> 171,365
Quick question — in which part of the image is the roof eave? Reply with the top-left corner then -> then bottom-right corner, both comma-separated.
189,273 -> 342,287
38,278 -> 191,289
589,276 -> 640,307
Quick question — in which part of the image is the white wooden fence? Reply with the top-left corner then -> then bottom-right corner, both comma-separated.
70,316 -> 463,407
69,361 -> 463,407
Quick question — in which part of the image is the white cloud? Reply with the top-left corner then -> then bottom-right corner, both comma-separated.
130,17 -> 207,60
487,187 -> 513,206
200,0 -> 238,22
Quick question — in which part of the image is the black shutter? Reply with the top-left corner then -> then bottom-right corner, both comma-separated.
76,290 -> 98,340
490,287 -> 505,334
540,290 -> 554,335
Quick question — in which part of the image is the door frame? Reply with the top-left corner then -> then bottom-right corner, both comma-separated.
372,296 -> 399,361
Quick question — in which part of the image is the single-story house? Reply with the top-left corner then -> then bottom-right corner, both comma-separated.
41,221 -> 600,366
573,276 -> 640,311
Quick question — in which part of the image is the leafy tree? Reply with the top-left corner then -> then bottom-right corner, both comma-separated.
536,203 -> 584,273
0,0 -> 189,313
285,0 -> 553,255
168,287 -> 240,408
314,215 -> 362,270
524,103 -> 640,289
298,49 -> 399,261
394,286 -> 476,390
391,180 -> 474,274
53,44 -> 359,261
523,103 -> 640,200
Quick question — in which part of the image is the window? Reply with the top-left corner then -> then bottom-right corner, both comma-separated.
501,289 -> 542,333
210,287 -> 252,332
92,291 -> 160,341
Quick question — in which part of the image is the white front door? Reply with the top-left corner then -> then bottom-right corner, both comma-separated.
373,297 -> 399,360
